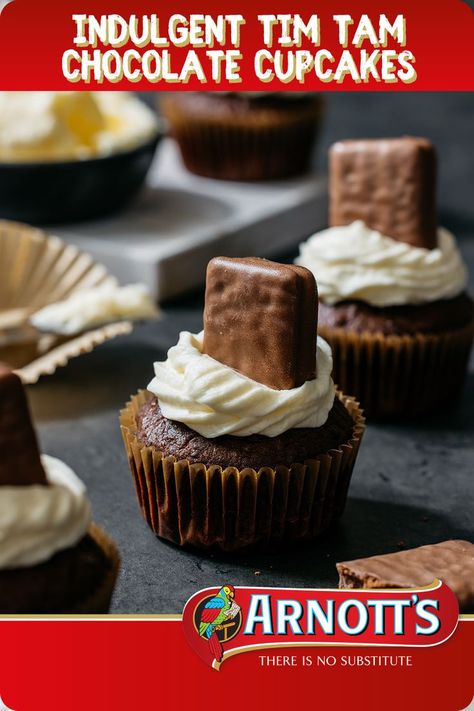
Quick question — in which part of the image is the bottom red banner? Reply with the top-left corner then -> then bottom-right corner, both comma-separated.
0,616 -> 472,710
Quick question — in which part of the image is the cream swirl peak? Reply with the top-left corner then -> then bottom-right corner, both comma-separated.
148,331 -> 335,438
0,455 -> 91,569
296,221 -> 467,307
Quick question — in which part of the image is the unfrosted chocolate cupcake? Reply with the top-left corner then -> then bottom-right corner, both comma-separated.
121,257 -> 364,552
0,364 -> 119,613
297,138 -> 474,419
160,92 -> 323,181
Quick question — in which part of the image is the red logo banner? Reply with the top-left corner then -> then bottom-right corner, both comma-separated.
183,581 -> 459,670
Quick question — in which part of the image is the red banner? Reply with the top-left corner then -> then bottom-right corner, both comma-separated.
0,614 -> 473,710
0,0 -> 472,90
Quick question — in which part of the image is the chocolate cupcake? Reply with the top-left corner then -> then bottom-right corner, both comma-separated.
121,257 -> 364,552
160,92 -> 323,181
297,138 -> 474,419
0,364 -> 119,613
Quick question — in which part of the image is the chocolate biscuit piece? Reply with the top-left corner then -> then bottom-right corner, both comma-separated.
203,257 -> 318,390
329,137 -> 437,249
0,363 -> 47,486
337,540 -> 474,613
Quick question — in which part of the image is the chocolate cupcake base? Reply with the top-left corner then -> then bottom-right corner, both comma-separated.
71,524 -> 120,614
319,321 -> 474,420
0,524 -> 120,615
120,390 -> 365,552
161,94 -> 323,181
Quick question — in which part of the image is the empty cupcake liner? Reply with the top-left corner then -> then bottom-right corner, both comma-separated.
120,389 -> 365,552
318,321 -> 474,420
0,220 -> 133,383
69,523 -> 121,615
161,96 -> 323,181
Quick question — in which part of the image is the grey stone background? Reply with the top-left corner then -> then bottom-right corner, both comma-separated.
30,92 -> 474,613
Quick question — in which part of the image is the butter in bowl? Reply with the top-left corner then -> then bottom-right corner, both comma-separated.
0,92 -> 161,223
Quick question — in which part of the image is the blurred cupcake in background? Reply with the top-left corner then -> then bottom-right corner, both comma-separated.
297,137 -> 474,419
160,92 -> 323,181
0,364 -> 120,613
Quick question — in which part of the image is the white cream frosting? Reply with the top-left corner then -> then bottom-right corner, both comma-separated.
147,331 -> 335,438
31,282 -> 159,336
0,455 -> 91,570
0,91 -> 159,162
296,221 -> 467,307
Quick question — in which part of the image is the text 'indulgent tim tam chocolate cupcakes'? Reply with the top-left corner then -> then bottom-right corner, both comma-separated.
121,255 -> 365,552
329,137 -> 437,249
337,540 -> 474,613
203,257 -> 318,390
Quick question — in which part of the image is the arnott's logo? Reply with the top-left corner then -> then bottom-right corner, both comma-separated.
183,582 -> 459,670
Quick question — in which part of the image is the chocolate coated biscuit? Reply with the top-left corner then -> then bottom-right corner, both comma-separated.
329,137 -> 437,249
337,540 -> 474,612
0,363 -> 47,486
203,257 -> 318,390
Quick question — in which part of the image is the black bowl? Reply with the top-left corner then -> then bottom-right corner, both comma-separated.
0,134 -> 161,224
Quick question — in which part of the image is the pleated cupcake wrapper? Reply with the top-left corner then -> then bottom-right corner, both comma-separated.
319,321 -> 474,420
120,390 -> 365,552
15,321 -> 133,385
161,97 -> 323,181
0,220 -> 133,384
67,523 -> 121,614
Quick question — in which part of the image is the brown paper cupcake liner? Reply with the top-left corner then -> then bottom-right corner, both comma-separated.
0,220 -> 134,383
120,390 -> 365,552
161,97 -> 323,181
67,523 -> 121,614
319,321 -> 474,420
15,321 -> 133,385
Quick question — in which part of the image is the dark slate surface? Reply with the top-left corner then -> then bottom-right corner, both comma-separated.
29,93 -> 474,613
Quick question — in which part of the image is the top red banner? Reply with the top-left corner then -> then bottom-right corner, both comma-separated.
0,0 -> 472,90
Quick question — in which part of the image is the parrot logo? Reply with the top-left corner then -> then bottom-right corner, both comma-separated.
196,585 -> 242,663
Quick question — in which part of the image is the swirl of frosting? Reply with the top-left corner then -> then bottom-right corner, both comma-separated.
296,221 -> 467,307
0,455 -> 91,569
147,331 -> 335,438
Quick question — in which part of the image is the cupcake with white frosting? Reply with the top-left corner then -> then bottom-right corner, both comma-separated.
297,138 -> 474,418
120,256 -> 364,552
160,92 -> 323,181
0,364 -> 119,613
